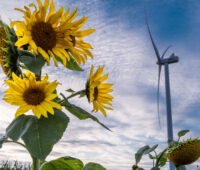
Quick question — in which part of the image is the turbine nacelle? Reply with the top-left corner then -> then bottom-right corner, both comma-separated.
157,54 -> 179,65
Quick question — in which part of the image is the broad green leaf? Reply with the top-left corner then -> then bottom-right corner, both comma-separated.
177,166 -> 187,170
83,162 -> 106,170
6,115 -> 34,141
158,153 -> 167,167
55,52 -> 83,71
135,145 -> 150,164
61,94 -> 111,131
0,136 -> 7,148
40,156 -> 84,170
19,53 -> 45,75
144,144 -> 158,154
22,109 -> 69,160
178,130 -> 189,138
66,89 -> 75,93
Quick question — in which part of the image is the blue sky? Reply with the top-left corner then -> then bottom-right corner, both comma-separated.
0,0 -> 200,169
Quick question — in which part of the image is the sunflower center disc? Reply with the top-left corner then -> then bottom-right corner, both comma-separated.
31,22 -> 56,51
94,87 -> 98,101
23,88 -> 45,105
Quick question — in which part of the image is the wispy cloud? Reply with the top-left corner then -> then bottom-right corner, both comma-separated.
0,0 -> 200,169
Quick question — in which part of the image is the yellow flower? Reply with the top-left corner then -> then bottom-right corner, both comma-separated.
3,71 -> 62,119
11,0 -> 95,66
86,65 -> 113,117
0,20 -> 21,78
167,139 -> 200,166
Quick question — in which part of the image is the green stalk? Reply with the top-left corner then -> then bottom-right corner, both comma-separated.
59,89 -> 85,105
32,156 -> 40,170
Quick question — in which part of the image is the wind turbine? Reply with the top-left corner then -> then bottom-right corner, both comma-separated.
144,3 -> 179,170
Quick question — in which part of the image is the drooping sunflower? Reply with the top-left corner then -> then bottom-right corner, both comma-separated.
0,20 -> 21,79
167,139 -> 200,166
11,0 -> 95,67
86,65 -> 113,117
3,71 -> 61,119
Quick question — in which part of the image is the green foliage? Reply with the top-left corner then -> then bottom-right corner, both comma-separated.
19,51 -> 45,76
177,129 -> 189,138
144,144 -> 158,154
22,109 -> 69,160
66,88 -> 75,93
0,136 -> 7,148
6,116 -> 33,141
61,93 -> 111,131
157,153 -> 167,167
135,145 -> 150,164
6,109 -> 69,161
40,156 -> 84,170
55,52 -> 83,71
83,162 -> 106,170
150,167 -> 160,170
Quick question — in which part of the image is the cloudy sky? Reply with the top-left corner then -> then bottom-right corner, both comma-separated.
0,0 -> 200,169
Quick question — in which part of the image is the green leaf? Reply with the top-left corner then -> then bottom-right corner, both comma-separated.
66,88 -> 75,93
61,94 -> 111,131
144,144 -> 158,154
149,154 -> 156,159
40,156 -> 84,170
178,130 -> 189,138
135,145 -> 150,164
6,115 -> 34,141
55,52 -> 83,71
83,162 -> 106,170
0,136 -> 7,148
22,109 -> 69,161
158,153 -> 167,167
19,53 -> 45,75
151,167 -> 160,170
177,166 -> 187,170
79,91 -> 86,98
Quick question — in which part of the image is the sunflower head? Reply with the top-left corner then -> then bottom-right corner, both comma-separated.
86,65 -> 113,117
3,71 -> 62,119
167,138 -> 200,166
0,20 -> 21,78
11,0 -> 95,67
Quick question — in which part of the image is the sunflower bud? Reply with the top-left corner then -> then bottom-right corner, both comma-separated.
0,20 -> 21,79
167,139 -> 200,166
132,165 -> 138,170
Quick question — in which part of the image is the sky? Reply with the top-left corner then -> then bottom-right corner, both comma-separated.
0,0 -> 200,169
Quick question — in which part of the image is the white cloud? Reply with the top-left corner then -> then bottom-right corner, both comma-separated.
0,0 -> 200,169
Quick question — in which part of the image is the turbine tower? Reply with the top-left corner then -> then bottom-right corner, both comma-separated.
144,3 -> 179,170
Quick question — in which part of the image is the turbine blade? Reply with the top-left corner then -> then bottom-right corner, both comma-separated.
144,1 -> 161,63
161,45 -> 172,59
157,65 -> 162,128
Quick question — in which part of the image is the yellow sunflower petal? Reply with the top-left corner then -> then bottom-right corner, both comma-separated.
38,47 -> 50,65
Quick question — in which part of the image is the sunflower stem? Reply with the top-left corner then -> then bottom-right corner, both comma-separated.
32,156 -> 40,170
59,89 -> 85,105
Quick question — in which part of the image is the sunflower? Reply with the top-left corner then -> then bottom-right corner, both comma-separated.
11,0 -> 95,67
167,139 -> 200,166
86,65 -> 113,117
3,71 -> 61,119
0,20 -> 21,78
